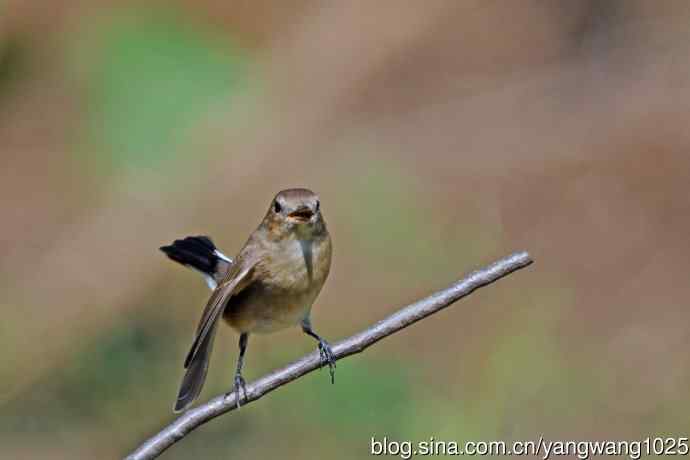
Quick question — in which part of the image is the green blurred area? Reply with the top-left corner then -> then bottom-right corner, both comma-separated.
2,2 -> 690,459
71,8 -> 248,173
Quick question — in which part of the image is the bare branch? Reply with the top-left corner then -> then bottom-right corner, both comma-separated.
126,251 -> 533,460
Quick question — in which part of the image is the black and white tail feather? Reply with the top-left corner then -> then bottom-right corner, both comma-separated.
160,235 -> 234,412
160,235 -> 232,290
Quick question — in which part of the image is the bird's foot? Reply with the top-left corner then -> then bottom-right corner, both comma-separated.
233,373 -> 247,408
317,339 -> 336,384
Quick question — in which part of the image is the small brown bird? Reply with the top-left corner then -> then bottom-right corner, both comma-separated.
160,188 -> 334,412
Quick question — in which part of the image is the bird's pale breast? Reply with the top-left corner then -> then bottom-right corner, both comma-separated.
223,235 -> 331,333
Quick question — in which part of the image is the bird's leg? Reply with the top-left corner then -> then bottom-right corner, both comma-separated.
301,317 -> 336,384
232,333 -> 249,408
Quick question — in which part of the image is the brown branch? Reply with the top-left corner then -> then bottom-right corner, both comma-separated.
126,251 -> 533,460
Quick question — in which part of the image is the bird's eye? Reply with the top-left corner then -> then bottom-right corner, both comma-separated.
315,200 -> 320,212
274,201 -> 282,213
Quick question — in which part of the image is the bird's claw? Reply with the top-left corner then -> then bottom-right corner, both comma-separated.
233,373 -> 247,408
317,339 -> 336,384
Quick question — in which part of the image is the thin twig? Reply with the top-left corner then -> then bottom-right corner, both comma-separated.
126,251 -> 533,460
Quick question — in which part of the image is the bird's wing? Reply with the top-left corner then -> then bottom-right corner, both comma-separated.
183,254 -> 257,368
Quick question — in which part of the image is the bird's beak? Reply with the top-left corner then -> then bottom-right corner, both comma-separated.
288,207 -> 314,222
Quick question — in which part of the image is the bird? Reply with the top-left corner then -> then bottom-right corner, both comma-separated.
160,188 -> 334,413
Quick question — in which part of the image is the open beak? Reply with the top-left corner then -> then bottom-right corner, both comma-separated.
288,207 -> 314,222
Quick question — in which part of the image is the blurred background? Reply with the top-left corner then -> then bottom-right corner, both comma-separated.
2,1 -> 689,458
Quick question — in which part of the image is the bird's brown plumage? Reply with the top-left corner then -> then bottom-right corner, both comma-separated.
174,188 -> 332,412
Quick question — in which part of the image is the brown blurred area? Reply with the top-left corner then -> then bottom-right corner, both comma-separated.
2,1 -> 689,458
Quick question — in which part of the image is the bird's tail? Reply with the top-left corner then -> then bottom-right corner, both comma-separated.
160,236 -> 232,289
174,321 -> 219,412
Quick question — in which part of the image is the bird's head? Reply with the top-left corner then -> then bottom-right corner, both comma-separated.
262,188 -> 326,240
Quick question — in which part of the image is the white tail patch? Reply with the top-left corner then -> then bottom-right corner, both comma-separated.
214,250 -> 232,264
